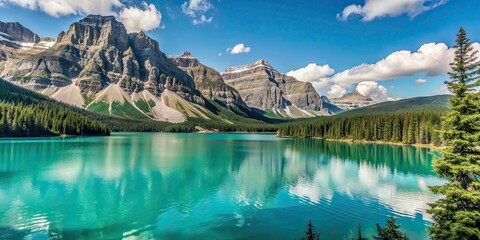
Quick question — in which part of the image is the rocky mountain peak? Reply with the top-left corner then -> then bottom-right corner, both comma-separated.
169,52 -> 250,111
79,15 -> 117,25
336,90 -> 374,102
58,14 -> 129,51
0,21 -> 41,46
170,51 -> 199,68
129,31 -> 159,53
330,90 -> 376,111
136,31 -> 147,38
223,59 -> 274,74
221,60 -> 336,117
253,59 -> 272,68
321,95 -> 331,103
182,51 -> 193,57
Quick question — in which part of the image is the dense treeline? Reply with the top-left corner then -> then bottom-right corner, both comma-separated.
0,102 -> 110,137
0,79 -> 110,137
97,118 -> 280,133
189,118 -> 280,133
278,111 -> 445,145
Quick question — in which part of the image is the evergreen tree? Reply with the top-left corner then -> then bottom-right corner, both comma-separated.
373,218 -> 409,240
428,27 -> 480,239
277,110 -> 444,145
301,219 -> 320,240
351,224 -> 368,240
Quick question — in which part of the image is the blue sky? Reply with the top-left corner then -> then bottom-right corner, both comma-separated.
0,0 -> 479,101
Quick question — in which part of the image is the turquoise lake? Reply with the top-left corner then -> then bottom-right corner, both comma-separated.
0,133 -> 444,239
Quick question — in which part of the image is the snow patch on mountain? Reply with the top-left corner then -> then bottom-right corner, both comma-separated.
222,60 -> 274,74
0,32 -> 55,49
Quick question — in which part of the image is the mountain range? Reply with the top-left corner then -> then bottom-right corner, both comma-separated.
221,59 -> 335,118
330,90 -> 376,111
0,15 -> 421,125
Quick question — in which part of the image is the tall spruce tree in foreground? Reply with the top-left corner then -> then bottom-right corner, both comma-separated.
428,27 -> 480,239
373,218 -> 408,240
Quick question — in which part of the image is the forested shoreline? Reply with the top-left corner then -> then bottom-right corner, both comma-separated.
0,79 -> 110,137
278,110 -> 445,146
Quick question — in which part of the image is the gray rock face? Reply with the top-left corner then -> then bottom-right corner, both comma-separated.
170,51 -> 249,110
0,21 -> 40,45
221,60 -> 328,113
330,90 -> 376,110
57,15 -> 129,51
0,15 -> 203,105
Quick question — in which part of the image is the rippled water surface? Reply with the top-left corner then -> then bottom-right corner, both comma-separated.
0,133 -> 443,239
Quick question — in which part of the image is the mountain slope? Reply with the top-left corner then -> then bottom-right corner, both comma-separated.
339,94 -> 451,117
0,21 -> 41,48
0,79 -> 109,137
169,51 -> 252,115
221,59 -> 336,118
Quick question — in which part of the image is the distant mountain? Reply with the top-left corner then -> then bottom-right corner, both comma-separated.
0,21 -> 56,50
221,59 -> 336,118
330,90 -> 376,111
339,94 -> 452,117
0,21 -> 40,47
321,95 -> 345,114
169,51 -> 251,114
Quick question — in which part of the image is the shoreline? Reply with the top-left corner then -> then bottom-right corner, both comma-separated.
278,135 -> 443,149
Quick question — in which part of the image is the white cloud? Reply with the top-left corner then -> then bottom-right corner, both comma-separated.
2,0 -> 122,17
330,42 -> 480,91
338,0 -> 448,21
181,0 -> 213,25
415,78 -> 427,84
228,43 -> 251,54
286,63 -> 335,83
286,63 -> 335,95
0,0 -> 163,32
119,3 -> 162,32
287,42 -> 480,100
356,81 -> 388,102
218,53 -> 222,57
328,84 -> 347,98
331,43 -> 455,87
193,14 -> 213,25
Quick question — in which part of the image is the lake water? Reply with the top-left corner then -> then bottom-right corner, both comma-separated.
0,133 -> 443,239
